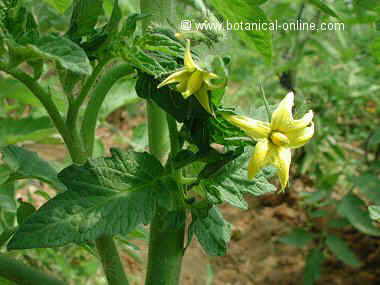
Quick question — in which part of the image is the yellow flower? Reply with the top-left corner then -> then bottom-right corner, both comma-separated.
225,92 -> 314,191
158,40 -> 219,114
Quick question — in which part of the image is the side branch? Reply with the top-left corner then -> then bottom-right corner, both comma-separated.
0,254 -> 66,285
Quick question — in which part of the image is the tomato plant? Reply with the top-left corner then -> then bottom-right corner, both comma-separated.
0,0 -> 379,284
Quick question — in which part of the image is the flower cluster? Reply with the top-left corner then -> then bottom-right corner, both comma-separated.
159,41 -> 314,191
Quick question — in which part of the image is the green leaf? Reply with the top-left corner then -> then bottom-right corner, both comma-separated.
7,149 -> 173,249
121,13 -> 150,38
327,218 -> 350,229
190,207 -> 232,256
0,117 -> 54,147
43,0 -> 73,14
209,0 -> 272,62
68,0 -> 104,38
0,165 -> 12,185
338,194 -> 380,236
125,30 -> 183,77
368,205 -> 380,221
279,228 -> 315,248
325,234 -> 361,268
16,201 -> 36,225
303,249 -> 324,285
200,151 -> 276,209
0,193 -> 16,213
9,34 -> 92,75
1,145 -> 66,191
353,0 -> 380,11
0,228 -> 15,247
307,0 -> 340,19
105,0 -> 122,35
351,174 -> 380,204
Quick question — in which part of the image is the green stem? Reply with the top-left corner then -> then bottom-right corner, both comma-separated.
0,64 -> 83,163
141,1 -> 185,282
95,236 -> 130,285
75,63 -> 133,285
259,84 -> 271,121
80,63 -> 134,156
0,254 -> 66,285
146,102 -> 170,163
145,210 -> 186,285
67,59 -> 108,130
0,62 -> 130,285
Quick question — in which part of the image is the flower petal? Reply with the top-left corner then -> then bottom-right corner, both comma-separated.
157,69 -> 189,88
183,70 -> 203,98
288,110 -> 314,132
194,85 -> 213,114
203,73 -> 223,90
225,115 -> 270,140
271,92 -> 314,133
184,40 -> 197,72
176,80 -> 188,93
248,139 -> 270,179
270,92 -> 294,132
273,147 -> 291,191
287,123 -> 315,149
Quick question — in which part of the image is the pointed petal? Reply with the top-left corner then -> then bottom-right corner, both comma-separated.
184,40 -> 197,72
194,86 -> 213,114
157,69 -> 189,88
271,92 -> 294,131
204,73 -> 224,90
248,139 -> 270,179
273,147 -> 291,191
225,115 -> 271,140
288,110 -> 314,132
182,70 -> 203,98
176,80 -> 187,93
287,123 -> 315,149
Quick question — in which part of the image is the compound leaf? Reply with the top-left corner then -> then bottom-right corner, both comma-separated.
8,149 -> 173,249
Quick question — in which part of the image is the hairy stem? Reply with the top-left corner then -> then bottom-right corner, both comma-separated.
67,59 -> 108,130
141,1 -> 186,284
1,59 -> 130,285
81,63 -> 134,156
0,254 -> 66,285
75,63 -> 133,285
145,116 -> 186,285
95,236 -> 130,285
145,210 -> 186,285
0,64 -> 84,163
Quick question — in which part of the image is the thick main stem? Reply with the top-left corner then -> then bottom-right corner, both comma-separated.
141,0 -> 186,284
145,115 -> 186,285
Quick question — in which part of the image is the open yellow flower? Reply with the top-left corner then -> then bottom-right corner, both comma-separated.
158,40 -> 219,114
225,92 -> 314,191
